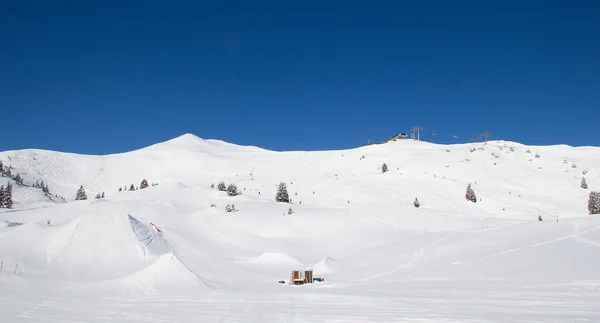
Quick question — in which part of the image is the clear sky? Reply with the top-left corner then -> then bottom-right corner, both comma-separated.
1,0 -> 598,154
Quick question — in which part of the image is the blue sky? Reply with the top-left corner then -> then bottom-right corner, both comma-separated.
1,0 -> 598,154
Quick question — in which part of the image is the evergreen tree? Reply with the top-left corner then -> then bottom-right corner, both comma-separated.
275,182 -> 290,203
95,193 -> 101,199
101,192 -> 105,198
589,191 -> 600,215
0,185 -> 4,208
381,163 -> 388,173
75,185 -> 87,200
227,183 -> 240,196
118,187 -> 122,192
3,182 -> 12,208
465,183 -> 477,203
13,173 -> 23,185
129,184 -> 135,191
217,181 -> 226,191
140,179 -> 149,189
0,160 -> 3,175
210,183 -> 215,189
581,177 -> 588,189
414,197 -> 420,208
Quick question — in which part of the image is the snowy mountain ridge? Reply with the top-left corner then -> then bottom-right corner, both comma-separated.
1,133 -> 600,322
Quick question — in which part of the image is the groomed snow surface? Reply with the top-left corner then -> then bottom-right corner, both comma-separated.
1,134 -> 600,322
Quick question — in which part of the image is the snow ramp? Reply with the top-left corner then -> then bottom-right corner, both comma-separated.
30,212 -> 212,292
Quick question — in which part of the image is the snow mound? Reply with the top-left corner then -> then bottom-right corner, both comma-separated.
309,256 -> 340,275
112,253 -> 211,296
247,252 -> 302,267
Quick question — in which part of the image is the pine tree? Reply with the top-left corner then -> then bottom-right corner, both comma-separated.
119,187 -> 122,192
581,177 -> 588,189
414,197 -> 420,208
589,191 -> 600,215
13,173 -> 22,185
0,160 -> 3,175
0,185 -> 4,208
465,183 -> 477,203
227,183 -> 240,196
129,184 -> 135,191
275,182 -> 290,203
101,192 -> 105,198
75,185 -> 87,200
217,181 -> 226,191
3,182 -> 12,208
140,179 -> 149,189
381,163 -> 388,173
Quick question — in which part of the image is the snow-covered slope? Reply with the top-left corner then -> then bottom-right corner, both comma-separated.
1,134 -> 599,322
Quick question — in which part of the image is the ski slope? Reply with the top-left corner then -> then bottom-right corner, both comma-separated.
1,134 -> 600,322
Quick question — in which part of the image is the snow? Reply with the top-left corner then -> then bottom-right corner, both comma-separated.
1,134 -> 600,322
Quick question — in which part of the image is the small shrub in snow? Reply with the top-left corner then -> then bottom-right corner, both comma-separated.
227,183 -> 240,196
465,183 -> 477,203
129,184 -> 135,191
75,185 -> 87,201
217,181 -> 226,191
581,177 -> 588,189
276,182 -> 290,203
510,147 -> 515,152
288,207 -> 294,215
225,204 -> 233,212
535,153 -> 540,158
140,179 -> 149,189
588,192 -> 600,215
210,204 -> 217,208
469,148 -> 476,153
95,193 -> 101,199
414,198 -> 420,208
210,183 -> 215,189
118,187 -> 122,192
381,163 -> 388,173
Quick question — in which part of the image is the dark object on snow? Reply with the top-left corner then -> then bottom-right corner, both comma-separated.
313,277 -> 325,282
538,215 -> 543,221
278,280 -> 285,284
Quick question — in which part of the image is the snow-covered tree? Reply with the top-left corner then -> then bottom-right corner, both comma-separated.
75,185 -> 87,200
414,197 -> 420,208
95,193 -> 101,199
465,183 -> 477,203
227,183 -> 240,196
589,191 -> 600,215
217,181 -> 226,191
276,182 -> 290,203
129,184 -> 135,191
101,192 -> 105,198
225,204 -> 236,212
381,163 -> 388,173
0,185 -> 4,208
2,182 -> 13,208
581,177 -> 588,189
140,179 -> 149,189
210,183 -> 215,189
